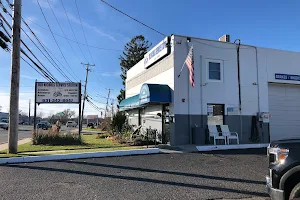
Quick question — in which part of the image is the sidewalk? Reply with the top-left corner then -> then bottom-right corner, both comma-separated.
0,138 -> 31,151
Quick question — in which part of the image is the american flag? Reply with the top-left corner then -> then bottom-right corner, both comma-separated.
185,46 -> 194,87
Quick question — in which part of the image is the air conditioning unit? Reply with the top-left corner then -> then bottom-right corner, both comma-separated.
219,34 -> 230,42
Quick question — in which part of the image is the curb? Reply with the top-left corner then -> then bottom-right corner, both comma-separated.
196,143 -> 269,152
0,148 -> 160,164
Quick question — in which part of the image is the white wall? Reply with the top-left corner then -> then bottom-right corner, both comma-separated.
173,35 -> 300,116
173,35 -> 244,115
126,59 -> 146,81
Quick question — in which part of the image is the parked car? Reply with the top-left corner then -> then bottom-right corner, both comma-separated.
266,138 -> 300,200
36,121 -> 52,130
66,121 -> 77,128
0,119 -> 9,130
87,122 -> 94,128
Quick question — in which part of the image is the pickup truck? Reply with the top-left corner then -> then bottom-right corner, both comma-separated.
266,138 -> 300,200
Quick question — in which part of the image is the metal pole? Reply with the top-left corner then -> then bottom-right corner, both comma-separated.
78,82 -> 82,135
8,0 -> 22,154
33,81 -> 37,133
28,99 -> 31,125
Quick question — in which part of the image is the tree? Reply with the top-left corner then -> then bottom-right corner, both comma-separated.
117,35 -> 151,103
63,109 -> 75,119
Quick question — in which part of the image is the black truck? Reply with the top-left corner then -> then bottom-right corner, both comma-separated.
266,138 -> 300,200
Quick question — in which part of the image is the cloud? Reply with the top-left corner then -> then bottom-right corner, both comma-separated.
100,71 -> 120,77
21,75 -> 38,80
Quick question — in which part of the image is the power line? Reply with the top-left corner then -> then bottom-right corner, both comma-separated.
74,0 -> 94,63
47,0 -> 81,63
100,0 -> 166,37
60,0 -> 89,63
23,17 -> 122,52
0,1 -> 73,81
37,0 -> 79,82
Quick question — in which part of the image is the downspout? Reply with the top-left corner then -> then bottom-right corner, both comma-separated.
234,39 -> 243,141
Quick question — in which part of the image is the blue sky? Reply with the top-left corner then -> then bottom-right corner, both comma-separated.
0,0 -> 300,116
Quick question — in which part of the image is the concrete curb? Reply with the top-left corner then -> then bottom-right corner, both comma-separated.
0,148 -> 160,164
196,143 -> 269,151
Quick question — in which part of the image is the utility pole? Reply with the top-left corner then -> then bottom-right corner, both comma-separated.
105,88 -> 112,118
28,99 -> 31,125
80,63 -> 94,130
8,0 -> 22,154
111,99 -> 114,117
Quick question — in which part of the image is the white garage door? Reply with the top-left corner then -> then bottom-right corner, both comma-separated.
269,84 -> 300,141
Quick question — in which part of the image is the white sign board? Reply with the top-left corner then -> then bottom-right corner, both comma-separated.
36,82 -> 80,104
144,37 -> 169,69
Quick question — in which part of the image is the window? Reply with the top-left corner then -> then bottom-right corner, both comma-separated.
206,59 -> 223,81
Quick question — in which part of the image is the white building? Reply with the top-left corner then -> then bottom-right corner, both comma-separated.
120,34 -> 300,146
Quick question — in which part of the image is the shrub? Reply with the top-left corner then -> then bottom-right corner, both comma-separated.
32,130 -> 83,145
99,117 -> 112,131
112,111 -> 126,132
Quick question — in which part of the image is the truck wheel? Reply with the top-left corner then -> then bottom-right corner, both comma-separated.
290,182 -> 300,199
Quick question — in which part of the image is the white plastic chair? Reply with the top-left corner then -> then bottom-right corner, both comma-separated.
220,125 -> 239,145
208,125 -> 227,145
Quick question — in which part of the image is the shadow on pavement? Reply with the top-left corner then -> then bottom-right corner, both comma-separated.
59,160 -> 265,185
199,148 -> 267,155
4,163 -> 268,198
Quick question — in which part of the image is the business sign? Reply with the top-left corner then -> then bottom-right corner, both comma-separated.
275,73 -> 300,81
36,82 -> 81,104
144,37 -> 170,69
87,115 -> 98,119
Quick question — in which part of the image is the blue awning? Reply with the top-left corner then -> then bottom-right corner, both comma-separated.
119,94 -> 140,111
119,83 -> 172,111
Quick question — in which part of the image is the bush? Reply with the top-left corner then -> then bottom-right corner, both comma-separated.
32,131 -> 83,145
99,117 -> 112,131
112,111 -> 126,132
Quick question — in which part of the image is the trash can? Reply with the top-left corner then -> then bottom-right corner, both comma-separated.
192,127 -> 205,145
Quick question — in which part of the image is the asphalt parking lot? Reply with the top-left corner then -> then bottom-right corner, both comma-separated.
0,149 -> 269,200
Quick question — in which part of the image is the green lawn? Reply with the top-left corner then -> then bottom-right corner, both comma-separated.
0,135 -> 131,157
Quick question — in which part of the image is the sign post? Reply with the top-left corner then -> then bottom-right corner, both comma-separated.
34,82 -> 82,135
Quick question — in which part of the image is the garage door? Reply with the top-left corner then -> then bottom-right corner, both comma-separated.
269,84 -> 300,141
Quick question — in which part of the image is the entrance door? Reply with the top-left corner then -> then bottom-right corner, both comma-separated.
207,104 -> 224,125
162,104 -> 170,144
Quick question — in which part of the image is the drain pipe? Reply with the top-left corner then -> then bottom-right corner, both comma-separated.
234,39 -> 243,141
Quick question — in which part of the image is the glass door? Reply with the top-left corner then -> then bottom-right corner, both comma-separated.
207,104 -> 224,125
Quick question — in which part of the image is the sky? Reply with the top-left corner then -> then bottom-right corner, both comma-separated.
0,0 -> 300,117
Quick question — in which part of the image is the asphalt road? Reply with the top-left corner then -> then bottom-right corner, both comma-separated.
0,149 -> 270,200
0,125 -> 33,144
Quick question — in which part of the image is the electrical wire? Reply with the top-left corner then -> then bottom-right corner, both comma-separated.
37,0 -> 79,81
100,0 -> 166,37
74,0 -> 94,63
47,0 -> 82,63
60,0 -> 89,63
23,17 -> 122,52
0,1 -> 73,82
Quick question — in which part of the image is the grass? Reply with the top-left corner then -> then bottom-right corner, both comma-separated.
0,135 -> 132,158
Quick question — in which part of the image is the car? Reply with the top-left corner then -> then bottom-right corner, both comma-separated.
36,121 -> 52,130
266,138 -> 300,200
0,120 -> 8,130
87,122 -> 94,128
66,121 -> 77,128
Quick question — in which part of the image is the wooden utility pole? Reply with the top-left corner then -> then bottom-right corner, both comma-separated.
80,63 -> 94,130
8,0 -> 22,154
105,88 -> 112,118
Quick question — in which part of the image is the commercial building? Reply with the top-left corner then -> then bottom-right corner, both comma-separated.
119,34 -> 300,146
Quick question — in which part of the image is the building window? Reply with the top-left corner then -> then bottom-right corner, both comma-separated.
206,59 -> 223,82
207,104 -> 224,125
